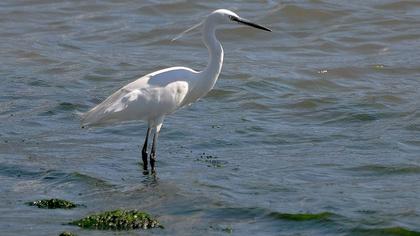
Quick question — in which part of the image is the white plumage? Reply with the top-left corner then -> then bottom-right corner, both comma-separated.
82,9 -> 271,173
82,67 -> 196,131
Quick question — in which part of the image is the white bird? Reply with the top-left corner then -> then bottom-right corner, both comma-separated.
82,9 -> 271,173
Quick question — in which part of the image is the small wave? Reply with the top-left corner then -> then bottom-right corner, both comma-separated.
207,89 -> 237,99
289,78 -> 348,92
57,102 -> 83,111
240,101 -> 271,111
375,1 -> 420,11
207,206 -> 267,220
268,4 -> 347,24
345,164 -> 420,175
268,211 -> 334,221
285,97 -> 336,110
321,111 -> 390,124
0,163 -> 45,179
137,1 -> 206,16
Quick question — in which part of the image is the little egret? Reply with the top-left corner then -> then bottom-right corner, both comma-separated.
82,9 -> 271,173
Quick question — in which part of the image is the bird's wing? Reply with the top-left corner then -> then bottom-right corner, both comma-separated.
81,67 -> 196,127
104,89 -> 142,113
81,87 -> 138,126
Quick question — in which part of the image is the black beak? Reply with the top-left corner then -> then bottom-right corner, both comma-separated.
230,16 -> 272,32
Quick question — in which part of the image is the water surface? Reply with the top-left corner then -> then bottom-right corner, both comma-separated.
1,0 -> 420,235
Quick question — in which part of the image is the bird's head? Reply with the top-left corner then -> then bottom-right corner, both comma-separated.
207,9 -> 271,32
171,9 -> 271,41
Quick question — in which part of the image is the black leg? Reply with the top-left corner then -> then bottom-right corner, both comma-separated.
150,131 -> 159,173
142,128 -> 151,172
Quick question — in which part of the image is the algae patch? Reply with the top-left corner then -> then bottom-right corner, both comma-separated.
27,198 -> 77,209
69,209 -> 162,230
352,226 -> 420,236
269,212 -> 332,221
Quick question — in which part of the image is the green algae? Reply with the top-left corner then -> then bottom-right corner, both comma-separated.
373,64 -> 385,69
352,227 -> 420,236
222,226 -> 233,234
27,198 -> 77,209
69,209 -> 162,230
269,212 -> 333,221
59,232 -> 76,236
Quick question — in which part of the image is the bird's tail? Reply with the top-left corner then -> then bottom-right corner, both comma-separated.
80,88 -> 129,128
80,105 -> 108,128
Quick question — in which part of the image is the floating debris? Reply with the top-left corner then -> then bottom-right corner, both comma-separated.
196,153 -> 226,168
69,209 -> 162,230
373,64 -> 385,69
210,225 -> 233,234
269,212 -> 332,221
27,199 -> 77,209
59,231 -> 76,236
317,69 -> 328,74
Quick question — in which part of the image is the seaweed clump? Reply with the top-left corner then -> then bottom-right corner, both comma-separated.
28,199 -> 77,209
269,212 -> 332,221
69,209 -> 162,230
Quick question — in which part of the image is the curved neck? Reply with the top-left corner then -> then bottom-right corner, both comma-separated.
198,20 -> 224,90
